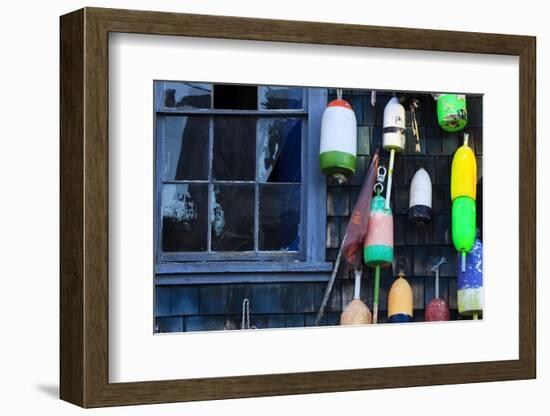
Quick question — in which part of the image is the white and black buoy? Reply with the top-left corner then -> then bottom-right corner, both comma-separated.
408,167 -> 432,224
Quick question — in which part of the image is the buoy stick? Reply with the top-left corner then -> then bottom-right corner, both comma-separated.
385,148 -> 396,210
435,265 -> 440,299
473,313 -> 479,320
354,269 -> 362,299
461,251 -> 466,272
314,235 -> 346,326
373,265 -> 381,324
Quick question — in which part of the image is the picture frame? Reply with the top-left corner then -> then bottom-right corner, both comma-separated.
60,7 -> 536,408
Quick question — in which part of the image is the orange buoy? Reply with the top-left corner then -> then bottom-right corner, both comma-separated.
341,299 -> 373,325
341,270 -> 372,325
388,271 -> 413,323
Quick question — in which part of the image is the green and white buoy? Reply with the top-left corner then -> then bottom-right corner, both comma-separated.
319,94 -> 357,184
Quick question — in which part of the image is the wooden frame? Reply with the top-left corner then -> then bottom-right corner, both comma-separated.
60,7 -> 536,408
153,84 -> 325,267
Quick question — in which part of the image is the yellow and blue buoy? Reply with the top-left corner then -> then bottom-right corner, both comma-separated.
319,99 -> 357,183
388,272 -> 413,323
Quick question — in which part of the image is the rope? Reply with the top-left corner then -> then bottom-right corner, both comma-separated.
241,298 -> 256,330
410,100 -> 421,153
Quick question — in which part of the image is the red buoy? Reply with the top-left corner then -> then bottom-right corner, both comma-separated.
424,257 -> 450,322
425,298 -> 450,322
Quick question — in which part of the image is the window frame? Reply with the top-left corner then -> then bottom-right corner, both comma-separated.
154,82 -> 332,283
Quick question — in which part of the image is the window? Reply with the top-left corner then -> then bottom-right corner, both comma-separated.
154,82 -> 331,282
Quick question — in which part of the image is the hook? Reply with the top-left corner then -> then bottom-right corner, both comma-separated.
377,166 -> 387,183
431,257 -> 447,273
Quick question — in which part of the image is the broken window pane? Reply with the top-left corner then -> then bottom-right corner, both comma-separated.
213,117 -> 256,181
163,82 -> 211,109
259,86 -> 303,110
211,185 -> 255,251
259,184 -> 301,251
213,84 -> 257,110
161,184 -> 208,252
258,118 -> 302,183
163,116 -> 209,180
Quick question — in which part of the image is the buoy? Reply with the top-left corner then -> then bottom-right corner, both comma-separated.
425,258 -> 450,322
341,299 -> 373,325
383,97 -> 406,209
388,271 -> 413,323
436,94 -> 467,132
451,138 -> 477,201
408,167 -> 432,224
364,192 -> 393,324
451,133 -> 477,271
315,151 -> 380,327
452,196 -> 476,267
319,98 -> 357,183
341,268 -> 372,325
457,238 -> 483,319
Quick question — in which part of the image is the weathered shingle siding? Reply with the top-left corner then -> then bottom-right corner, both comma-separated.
155,92 -> 483,332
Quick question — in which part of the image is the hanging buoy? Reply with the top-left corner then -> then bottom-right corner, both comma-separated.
451,133 -> 477,271
341,299 -> 373,325
457,238 -> 483,319
383,97 -> 406,209
341,269 -> 373,325
425,258 -> 450,322
408,167 -> 432,224
452,196 -> 476,268
364,195 -> 394,266
364,192 -> 393,324
319,98 -> 357,183
388,271 -> 413,323
451,137 -> 477,201
436,94 -> 468,132
315,152 -> 380,327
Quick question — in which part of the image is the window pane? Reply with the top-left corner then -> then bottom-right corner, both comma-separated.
163,116 -> 209,180
259,86 -> 303,109
213,84 -> 257,110
258,118 -> 302,183
161,184 -> 208,252
213,117 -> 256,180
163,82 -> 211,109
211,185 -> 255,251
259,184 -> 301,251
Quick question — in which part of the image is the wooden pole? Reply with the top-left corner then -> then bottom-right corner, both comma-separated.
314,236 -> 346,326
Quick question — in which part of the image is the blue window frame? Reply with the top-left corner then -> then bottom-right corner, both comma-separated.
154,82 -> 332,283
